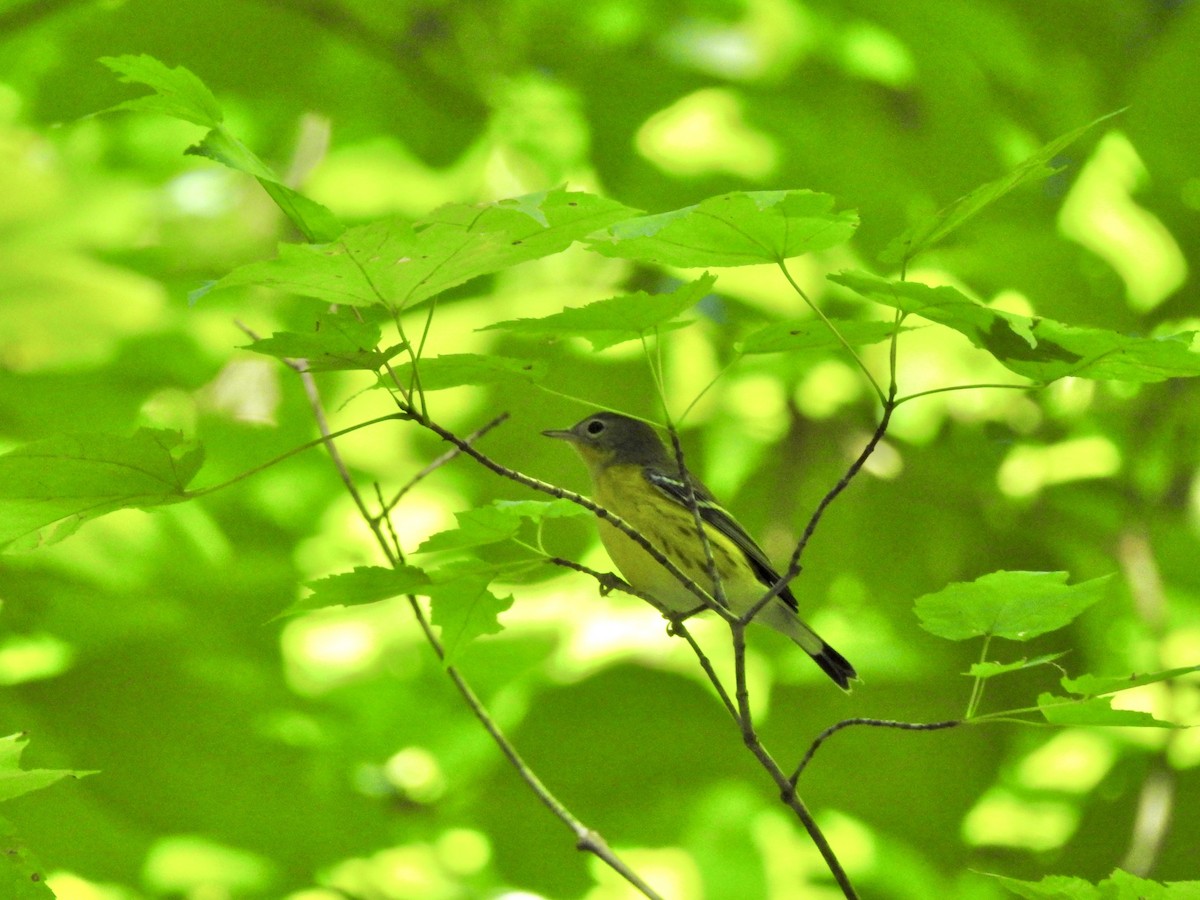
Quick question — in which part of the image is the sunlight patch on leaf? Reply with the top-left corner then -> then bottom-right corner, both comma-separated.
1036,694 -> 1178,728
0,733 -> 95,803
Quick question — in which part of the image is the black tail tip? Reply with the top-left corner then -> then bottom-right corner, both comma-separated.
814,643 -> 857,691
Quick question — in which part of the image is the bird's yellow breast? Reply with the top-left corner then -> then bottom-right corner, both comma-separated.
590,464 -> 759,612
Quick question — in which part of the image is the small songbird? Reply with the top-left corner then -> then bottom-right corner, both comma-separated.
543,412 -> 856,689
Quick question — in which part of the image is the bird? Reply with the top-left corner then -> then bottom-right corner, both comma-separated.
543,411 -> 856,689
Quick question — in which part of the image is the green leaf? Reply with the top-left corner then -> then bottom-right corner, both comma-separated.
914,571 -> 1111,642
242,313 -> 404,372
587,190 -> 858,267
832,271 -> 1200,383
1037,694 -> 1178,728
0,429 -> 204,550
479,274 -> 716,350
880,110 -> 1122,264
0,733 -> 95,803
968,653 -> 1067,679
1060,665 -> 1200,697
417,507 -> 524,553
988,872 -> 1100,899
186,130 -> 344,243
217,190 -> 637,310
99,54 -> 223,128
424,567 -> 513,664
0,815 -> 56,899
287,565 -> 431,615
738,318 -> 904,355
492,499 -> 592,520
390,354 -> 547,391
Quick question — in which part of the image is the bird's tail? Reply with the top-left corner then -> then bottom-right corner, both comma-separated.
808,639 -> 857,691
758,602 -> 858,690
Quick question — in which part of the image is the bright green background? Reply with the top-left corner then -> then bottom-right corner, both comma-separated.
1,1 -> 1199,898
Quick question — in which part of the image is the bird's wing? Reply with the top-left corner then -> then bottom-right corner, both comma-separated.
644,468 -> 800,612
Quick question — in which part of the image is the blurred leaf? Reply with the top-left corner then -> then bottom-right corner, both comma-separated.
1036,694 -> 1178,728
914,571 -> 1111,641
833,271 -> 1200,382
187,130 -> 344,242
480,274 -> 716,350
1060,665 -> 1200,697
968,653 -> 1067,679
738,318 -> 905,355
988,872 -> 1099,899
425,567 -> 513,664
0,815 -> 55,898
242,314 -> 405,372
391,354 -> 547,391
880,110 -> 1122,264
288,565 -> 431,615
587,190 -> 858,266
217,190 -> 637,310
99,54 -> 223,128
100,55 -> 342,242
0,429 -> 203,550
0,734 -> 95,803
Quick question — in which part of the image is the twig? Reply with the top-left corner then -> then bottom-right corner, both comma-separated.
275,355 -> 663,899
730,625 -> 859,899
790,718 -> 961,785
380,412 -> 511,516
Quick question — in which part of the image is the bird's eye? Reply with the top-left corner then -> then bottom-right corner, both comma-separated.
586,419 -> 605,435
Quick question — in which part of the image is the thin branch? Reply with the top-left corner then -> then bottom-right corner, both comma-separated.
283,365 -> 662,899
791,718 -> 962,784
413,408 -> 735,623
730,625 -> 858,899
380,411 -> 511,516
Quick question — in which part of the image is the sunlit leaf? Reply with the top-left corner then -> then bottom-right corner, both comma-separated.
0,816 -> 55,899
288,565 -> 431,615
243,314 -> 405,372
479,274 -> 716,350
587,190 -> 858,266
99,54 -> 223,128
492,499 -> 591,520
417,507 -> 524,553
1060,665 -> 1200,697
187,130 -> 344,242
0,734 -> 95,803
0,429 -> 203,550
1036,694 -> 1178,728
880,110 -> 1122,264
99,55 -> 343,242
424,566 -> 513,664
914,571 -> 1111,641
738,318 -> 904,355
833,271 -> 1200,383
217,190 -> 637,310
968,653 -> 1067,679
987,872 -> 1099,899
390,354 -> 547,391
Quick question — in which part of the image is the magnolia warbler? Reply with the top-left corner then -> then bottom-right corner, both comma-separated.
544,412 -> 857,689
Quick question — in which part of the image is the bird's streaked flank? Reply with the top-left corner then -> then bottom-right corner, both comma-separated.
544,412 -> 857,689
